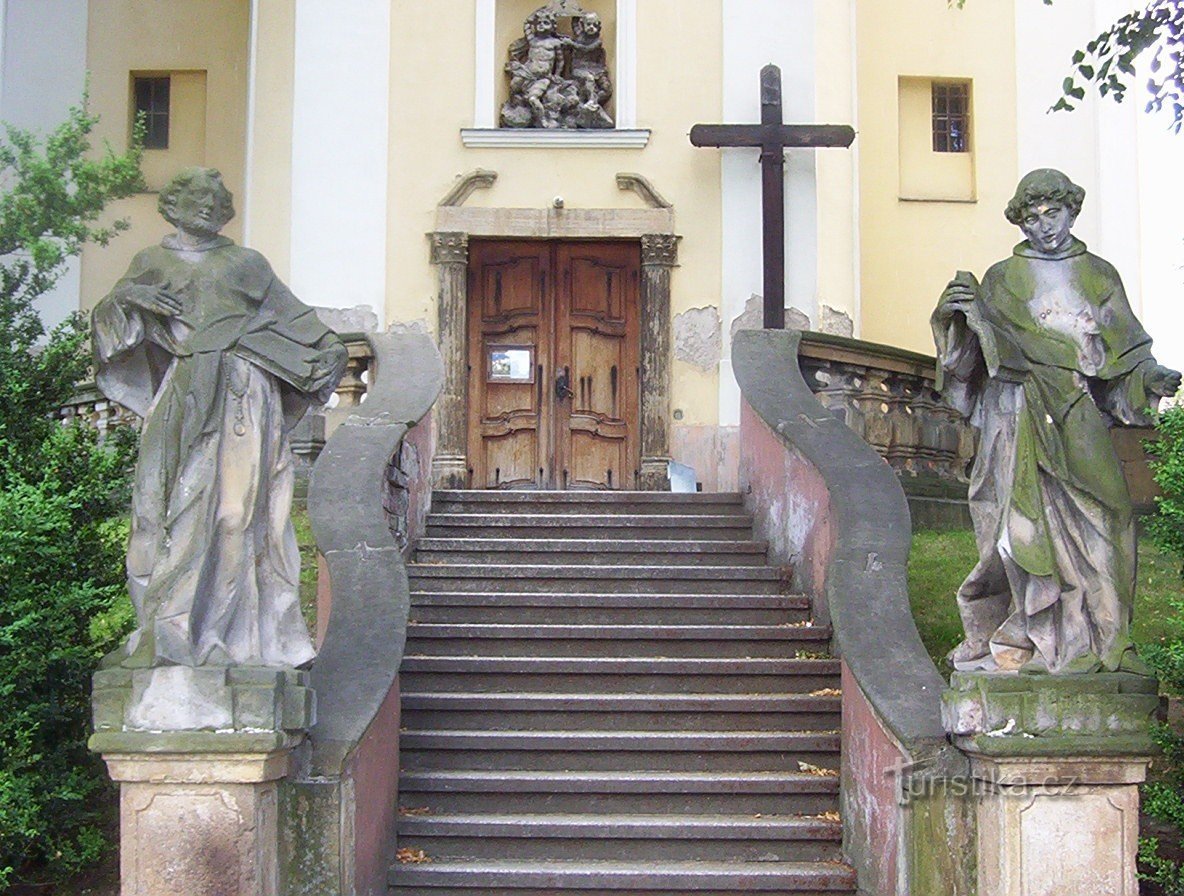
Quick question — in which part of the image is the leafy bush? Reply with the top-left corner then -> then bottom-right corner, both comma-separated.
0,100 -> 142,888
1141,405 -> 1184,894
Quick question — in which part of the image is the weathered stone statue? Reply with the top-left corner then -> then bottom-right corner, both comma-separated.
93,167 -> 347,669
932,168 -> 1180,674
501,2 -> 614,129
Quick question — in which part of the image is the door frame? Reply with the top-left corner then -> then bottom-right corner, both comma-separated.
428,205 -> 678,491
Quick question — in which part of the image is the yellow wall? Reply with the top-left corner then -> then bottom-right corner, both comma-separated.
81,0 -> 250,308
856,0 -> 1019,353
387,0 -> 724,425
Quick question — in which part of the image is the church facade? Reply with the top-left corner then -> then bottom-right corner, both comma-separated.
2,0 -> 1179,490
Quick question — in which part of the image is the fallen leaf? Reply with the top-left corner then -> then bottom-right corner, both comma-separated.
396,848 -> 431,864
798,761 -> 839,778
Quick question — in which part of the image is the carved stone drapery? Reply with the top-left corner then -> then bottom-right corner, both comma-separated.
639,233 -> 678,490
430,232 -> 470,488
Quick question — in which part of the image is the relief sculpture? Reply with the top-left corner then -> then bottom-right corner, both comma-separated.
501,3 -> 614,130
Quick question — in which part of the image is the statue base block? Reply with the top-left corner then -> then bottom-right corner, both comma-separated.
942,670 -> 1160,754
944,671 -> 1160,896
90,667 -> 314,896
91,665 -> 314,740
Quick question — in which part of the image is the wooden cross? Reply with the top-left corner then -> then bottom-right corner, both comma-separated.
691,64 -> 855,329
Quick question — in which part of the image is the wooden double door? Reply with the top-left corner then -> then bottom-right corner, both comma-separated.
467,239 -> 641,490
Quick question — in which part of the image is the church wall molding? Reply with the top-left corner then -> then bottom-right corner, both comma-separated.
438,169 -> 499,207
459,128 -> 651,148
434,205 -> 673,239
616,172 -> 673,208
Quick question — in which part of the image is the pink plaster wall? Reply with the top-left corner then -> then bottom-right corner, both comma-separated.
842,661 -> 907,895
739,400 -> 833,617
740,397 -> 908,894
349,680 -> 403,896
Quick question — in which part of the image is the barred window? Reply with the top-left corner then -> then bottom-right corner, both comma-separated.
932,82 -> 970,153
133,76 -> 170,149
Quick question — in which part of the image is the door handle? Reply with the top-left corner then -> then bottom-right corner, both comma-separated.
555,367 -> 574,400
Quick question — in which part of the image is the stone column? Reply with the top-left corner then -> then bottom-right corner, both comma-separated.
430,231 -> 470,489
943,671 -> 1159,896
639,233 -> 678,490
90,666 -> 314,896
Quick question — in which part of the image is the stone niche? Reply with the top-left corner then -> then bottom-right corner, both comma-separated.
496,0 -> 617,128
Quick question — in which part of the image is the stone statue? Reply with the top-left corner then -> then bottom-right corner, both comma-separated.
500,3 -> 614,129
570,12 -> 613,129
93,167 -> 347,668
932,168 -> 1180,675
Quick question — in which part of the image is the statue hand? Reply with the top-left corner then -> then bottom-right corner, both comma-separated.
934,277 -> 978,324
1149,364 -> 1182,398
123,284 -> 182,318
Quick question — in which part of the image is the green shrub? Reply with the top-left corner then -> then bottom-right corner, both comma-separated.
1140,405 -> 1184,894
0,99 -> 142,889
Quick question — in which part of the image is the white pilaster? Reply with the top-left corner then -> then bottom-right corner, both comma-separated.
474,0 -> 497,128
290,0 -> 391,318
614,0 -> 638,127
719,0 -> 817,426
242,0 -> 261,244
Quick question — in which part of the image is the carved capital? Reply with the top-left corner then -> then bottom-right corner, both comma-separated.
430,232 -> 469,266
640,233 -> 679,267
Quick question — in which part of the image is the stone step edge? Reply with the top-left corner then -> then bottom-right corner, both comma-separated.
401,693 -> 840,711
408,564 -> 783,578
427,513 -> 755,525
396,813 -> 841,839
433,490 -> 745,502
416,538 -> 768,551
399,730 -> 841,750
388,858 -> 857,890
404,624 -> 830,640
401,657 -> 838,673
397,769 -> 841,794
410,592 -> 809,605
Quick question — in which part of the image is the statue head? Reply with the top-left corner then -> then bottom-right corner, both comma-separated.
1004,169 -> 1084,257
575,12 -> 602,39
531,8 -> 558,36
159,167 -> 236,237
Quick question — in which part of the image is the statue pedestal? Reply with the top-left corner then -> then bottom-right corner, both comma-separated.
943,671 -> 1159,896
90,667 -> 314,896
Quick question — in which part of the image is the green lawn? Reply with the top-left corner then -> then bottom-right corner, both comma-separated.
908,528 -> 1184,669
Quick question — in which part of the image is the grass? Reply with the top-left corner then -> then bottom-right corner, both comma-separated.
908,528 -> 1184,669
290,502 -> 320,635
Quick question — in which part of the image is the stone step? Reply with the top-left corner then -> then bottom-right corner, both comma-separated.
414,538 -> 769,566
399,656 -> 841,695
407,564 -> 785,594
400,692 -> 841,732
408,592 -> 811,625
397,769 -> 840,816
404,623 -> 831,658
395,812 -> 842,863
431,490 -> 748,516
426,512 -> 756,540
398,729 -> 840,772
388,858 -> 857,894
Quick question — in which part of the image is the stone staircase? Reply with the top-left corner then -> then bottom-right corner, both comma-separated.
389,490 -> 855,895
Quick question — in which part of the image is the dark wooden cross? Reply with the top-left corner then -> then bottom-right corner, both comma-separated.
691,64 -> 855,329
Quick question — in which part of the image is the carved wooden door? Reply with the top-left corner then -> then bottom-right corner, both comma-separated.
467,240 -> 640,490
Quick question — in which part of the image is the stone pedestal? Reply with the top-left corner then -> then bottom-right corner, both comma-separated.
943,671 -> 1160,896
90,667 -> 314,896
969,753 -> 1147,896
